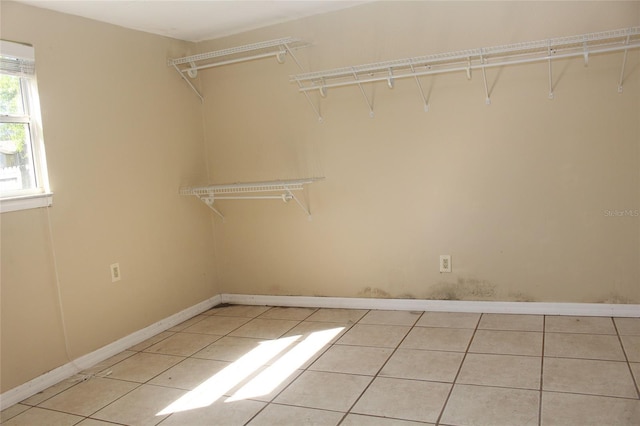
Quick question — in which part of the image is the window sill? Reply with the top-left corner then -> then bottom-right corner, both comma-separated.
0,192 -> 53,213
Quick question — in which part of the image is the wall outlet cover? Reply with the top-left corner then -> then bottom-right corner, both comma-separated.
440,255 -> 452,273
110,263 -> 121,282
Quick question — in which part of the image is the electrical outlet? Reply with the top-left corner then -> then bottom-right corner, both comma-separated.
439,255 -> 451,273
110,263 -> 121,282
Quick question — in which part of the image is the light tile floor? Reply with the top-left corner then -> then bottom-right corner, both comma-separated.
2,306 -> 640,425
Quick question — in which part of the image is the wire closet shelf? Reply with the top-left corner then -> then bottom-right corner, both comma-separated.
168,37 -> 309,100
180,178 -> 324,221
290,26 -> 640,119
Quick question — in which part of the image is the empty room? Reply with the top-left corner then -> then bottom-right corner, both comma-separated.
1,1 -> 639,425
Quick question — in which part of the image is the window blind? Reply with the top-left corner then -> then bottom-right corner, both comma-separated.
0,40 -> 35,77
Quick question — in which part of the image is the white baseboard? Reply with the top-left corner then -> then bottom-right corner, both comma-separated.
0,294 -> 221,411
220,294 -> 640,317
3,293 -> 638,411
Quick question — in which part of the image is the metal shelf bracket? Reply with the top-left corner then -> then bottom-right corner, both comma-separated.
618,32 -> 632,93
480,52 -> 491,105
548,43 -> 555,100
353,67 -> 375,118
180,177 -> 324,221
409,59 -> 430,112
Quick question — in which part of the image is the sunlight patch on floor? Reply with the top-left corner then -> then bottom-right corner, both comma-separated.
226,326 -> 344,402
156,335 -> 298,415
156,326 -> 344,415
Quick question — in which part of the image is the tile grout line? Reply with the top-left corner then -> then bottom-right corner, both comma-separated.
538,315 -> 546,426
255,306 -> 319,322
167,310 -> 210,332
538,389 -> 640,401
238,307 -> 315,426
16,378 -> 83,408
131,330 -> 179,352
612,317 -> 640,400
434,312 -> 483,426
84,415 -> 128,425
204,305 -> 294,426
82,369 -> 158,422
335,309 -> 424,426
300,310 -> 372,426
18,394 -> 140,425
1,405 -> 82,424
541,355 -> 631,362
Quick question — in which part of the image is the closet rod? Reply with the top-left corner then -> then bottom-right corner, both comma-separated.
214,195 -> 293,201
180,51 -> 286,73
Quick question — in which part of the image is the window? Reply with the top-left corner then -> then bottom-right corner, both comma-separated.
0,40 -> 51,213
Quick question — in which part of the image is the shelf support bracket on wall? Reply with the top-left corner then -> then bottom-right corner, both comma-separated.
547,43 -> 555,100
299,82 -> 323,122
285,186 -> 312,218
282,42 -> 304,72
583,41 -> 589,66
287,46 -> 323,122
409,60 -> 429,112
353,68 -> 375,118
283,43 -> 322,122
480,53 -> 491,105
172,64 -> 204,102
198,195 -> 225,221
618,33 -> 631,93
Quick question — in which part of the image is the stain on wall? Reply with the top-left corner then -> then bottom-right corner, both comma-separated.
598,293 -> 638,304
506,292 -> 536,302
358,287 -> 392,298
427,278 -> 497,301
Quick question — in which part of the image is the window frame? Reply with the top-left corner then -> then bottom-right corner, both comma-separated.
0,40 -> 52,213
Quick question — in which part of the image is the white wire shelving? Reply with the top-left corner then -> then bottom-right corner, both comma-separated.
290,27 -> 640,120
168,37 -> 309,101
180,178 -> 324,221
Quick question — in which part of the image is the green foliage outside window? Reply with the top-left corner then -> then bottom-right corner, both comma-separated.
0,74 -> 27,158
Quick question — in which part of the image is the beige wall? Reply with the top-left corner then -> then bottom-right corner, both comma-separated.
199,1 -> 640,303
0,2 -> 217,393
1,0 -> 639,397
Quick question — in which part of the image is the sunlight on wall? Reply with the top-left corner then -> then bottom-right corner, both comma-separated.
156,326 -> 344,416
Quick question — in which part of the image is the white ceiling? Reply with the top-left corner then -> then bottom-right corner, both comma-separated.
17,1 -> 367,42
